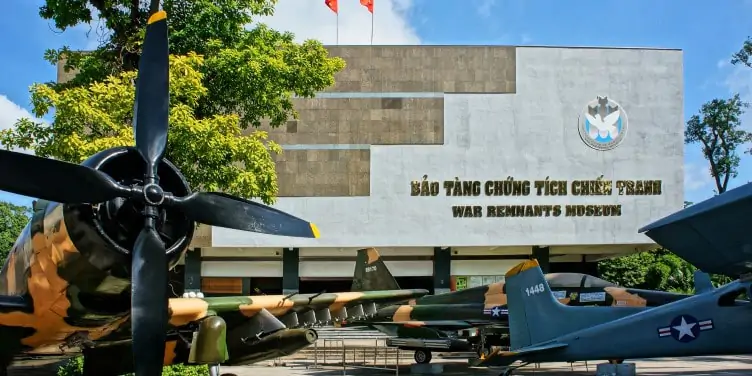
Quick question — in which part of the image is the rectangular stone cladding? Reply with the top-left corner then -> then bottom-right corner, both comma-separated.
249,97 -> 444,145
58,46 -> 519,198
273,149 -> 370,197
322,46 -> 516,93
258,46 -> 517,198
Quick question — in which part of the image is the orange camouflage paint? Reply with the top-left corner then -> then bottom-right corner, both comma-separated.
0,204 -> 129,351
605,287 -> 647,307
392,305 -> 413,322
365,248 -> 380,264
168,298 -> 210,326
483,282 -> 507,309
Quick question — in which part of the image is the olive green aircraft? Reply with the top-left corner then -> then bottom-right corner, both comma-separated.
347,260 -> 710,365
0,9 -> 427,376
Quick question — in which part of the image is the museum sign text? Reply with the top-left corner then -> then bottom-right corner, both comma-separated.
409,175 -> 663,218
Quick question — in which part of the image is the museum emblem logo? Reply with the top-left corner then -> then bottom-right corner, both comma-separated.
578,96 -> 628,151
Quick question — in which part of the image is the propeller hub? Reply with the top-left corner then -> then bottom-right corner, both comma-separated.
143,183 -> 165,206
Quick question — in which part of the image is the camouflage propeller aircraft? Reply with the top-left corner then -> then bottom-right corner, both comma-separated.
475,182 -> 752,376
348,260 -> 708,365
0,9 -> 427,376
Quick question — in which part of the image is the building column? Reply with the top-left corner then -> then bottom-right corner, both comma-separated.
433,247 -> 452,295
532,246 -> 550,274
282,247 -> 300,295
242,278 -> 251,296
184,248 -> 202,292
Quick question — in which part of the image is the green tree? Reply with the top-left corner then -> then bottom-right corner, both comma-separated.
597,249 -> 696,293
685,95 -> 752,195
1,54 -> 284,203
40,0 -> 345,127
731,37 -> 752,68
2,0 -> 344,203
57,356 -> 209,376
0,201 -> 31,266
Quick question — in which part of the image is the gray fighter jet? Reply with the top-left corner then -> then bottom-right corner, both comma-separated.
475,181 -> 752,375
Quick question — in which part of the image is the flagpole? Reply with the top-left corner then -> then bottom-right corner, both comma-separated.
336,12 -> 339,45
370,11 -> 374,45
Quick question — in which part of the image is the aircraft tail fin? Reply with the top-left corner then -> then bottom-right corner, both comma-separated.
505,259 -> 642,350
693,270 -> 713,293
351,248 -> 401,291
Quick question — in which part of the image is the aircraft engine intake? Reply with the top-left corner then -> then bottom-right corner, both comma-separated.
84,147 -> 195,266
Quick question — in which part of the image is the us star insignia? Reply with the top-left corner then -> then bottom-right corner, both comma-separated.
657,314 -> 713,343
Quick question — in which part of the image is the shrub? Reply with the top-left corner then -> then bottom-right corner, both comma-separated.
57,357 -> 210,376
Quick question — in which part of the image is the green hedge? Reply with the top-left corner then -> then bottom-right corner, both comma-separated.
57,357 -> 209,376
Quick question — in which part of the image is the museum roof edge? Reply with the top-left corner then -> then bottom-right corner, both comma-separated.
322,45 -> 682,52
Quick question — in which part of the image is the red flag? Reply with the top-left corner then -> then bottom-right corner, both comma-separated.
360,0 -> 374,13
325,0 -> 338,13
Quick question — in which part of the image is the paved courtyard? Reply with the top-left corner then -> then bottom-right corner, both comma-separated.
218,355 -> 752,376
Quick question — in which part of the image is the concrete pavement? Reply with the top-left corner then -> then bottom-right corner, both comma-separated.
218,355 -> 752,376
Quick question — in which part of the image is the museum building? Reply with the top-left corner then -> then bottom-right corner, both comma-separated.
59,44 -> 686,297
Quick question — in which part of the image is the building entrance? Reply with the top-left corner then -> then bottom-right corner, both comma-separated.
299,277 -> 353,294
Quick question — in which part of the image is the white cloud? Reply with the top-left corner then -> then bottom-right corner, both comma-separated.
0,95 -> 45,154
477,0 -> 497,18
255,0 -> 419,45
684,161 -> 714,192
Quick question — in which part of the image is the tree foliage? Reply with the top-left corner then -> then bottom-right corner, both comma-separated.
0,202 -> 31,266
597,249 -> 695,293
1,54 -> 283,203
731,37 -> 752,69
57,356 -> 209,376
597,249 -> 733,293
4,0 -> 345,203
684,94 -> 752,195
40,0 -> 345,127
597,201 -> 733,293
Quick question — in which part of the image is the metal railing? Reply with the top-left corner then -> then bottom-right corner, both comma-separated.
266,334 -> 404,374
308,338 -> 401,375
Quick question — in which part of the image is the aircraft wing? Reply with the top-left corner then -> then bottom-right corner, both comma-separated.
168,289 -> 430,327
471,341 -> 569,367
639,182 -> 752,277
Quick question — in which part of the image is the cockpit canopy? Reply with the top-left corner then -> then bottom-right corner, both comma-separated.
545,273 -> 616,288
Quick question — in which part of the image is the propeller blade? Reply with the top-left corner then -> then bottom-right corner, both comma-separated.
131,227 -> 169,376
168,192 -> 320,238
134,10 -> 169,172
0,150 -> 130,204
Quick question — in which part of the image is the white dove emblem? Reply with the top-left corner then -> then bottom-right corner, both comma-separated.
585,110 -> 620,140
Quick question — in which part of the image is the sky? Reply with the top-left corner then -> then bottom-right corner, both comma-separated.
0,0 -> 751,208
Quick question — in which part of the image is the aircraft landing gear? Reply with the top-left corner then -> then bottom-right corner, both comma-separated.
498,362 -> 529,376
477,344 -> 492,358
209,363 -> 238,376
414,349 -> 432,364
209,364 -> 221,376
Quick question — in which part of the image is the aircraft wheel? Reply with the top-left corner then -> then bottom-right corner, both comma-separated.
414,349 -> 432,364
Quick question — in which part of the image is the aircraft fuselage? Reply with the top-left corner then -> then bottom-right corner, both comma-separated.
0,147 -> 195,363
527,281 -> 752,363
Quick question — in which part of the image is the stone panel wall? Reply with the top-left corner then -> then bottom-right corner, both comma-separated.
274,149 -> 370,197
251,97 -> 444,145
323,46 -> 516,93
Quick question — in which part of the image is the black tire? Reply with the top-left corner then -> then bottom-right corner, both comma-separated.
414,350 -> 432,364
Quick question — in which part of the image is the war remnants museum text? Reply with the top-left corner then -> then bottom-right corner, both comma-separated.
410,175 -> 663,219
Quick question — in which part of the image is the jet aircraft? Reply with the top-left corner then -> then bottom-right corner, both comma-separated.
475,181 -> 752,375
0,9 -> 426,376
348,261 -> 701,365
